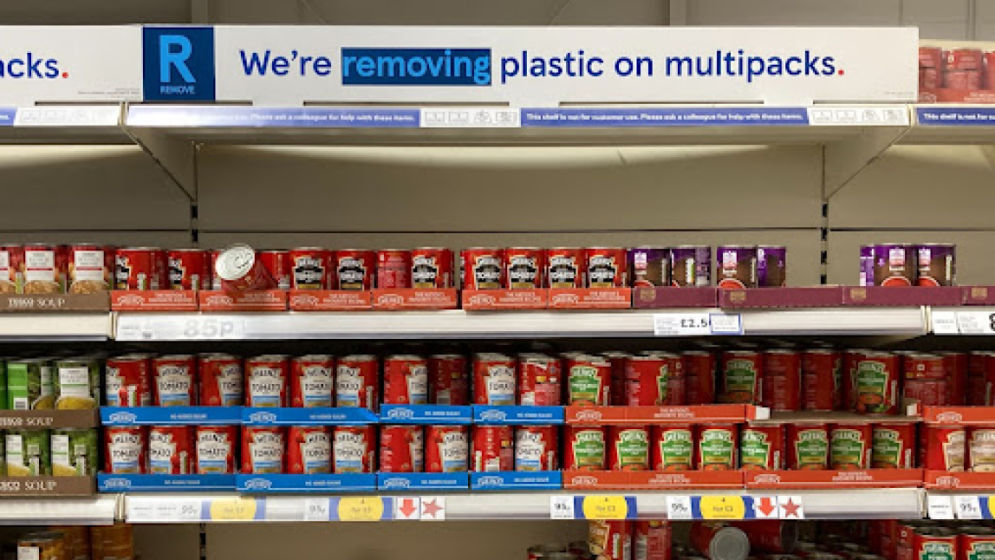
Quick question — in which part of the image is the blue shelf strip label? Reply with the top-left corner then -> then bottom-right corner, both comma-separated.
917,107 -> 995,126
241,407 -> 378,425
97,473 -> 236,492
128,106 -> 421,128
470,471 -> 562,491
0,108 -> 15,127
101,406 -> 243,426
379,405 -> 472,424
236,473 -> 377,493
377,472 -> 469,491
521,107 -> 809,128
473,405 -> 563,425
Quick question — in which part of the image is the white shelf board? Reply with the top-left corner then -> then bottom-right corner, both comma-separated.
0,495 -> 119,525
0,313 -> 113,341
0,105 -> 129,144
904,104 -> 995,144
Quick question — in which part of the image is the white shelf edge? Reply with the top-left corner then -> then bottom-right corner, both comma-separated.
0,495 -> 119,525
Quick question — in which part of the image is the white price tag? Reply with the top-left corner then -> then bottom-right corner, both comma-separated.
956,312 -> 995,335
778,496 -> 804,519
180,317 -> 245,340
927,495 -> 955,520
931,311 -> 959,335
127,498 -> 201,523
550,496 -> 576,520
955,496 -> 983,519
117,316 -> 247,341
15,105 -> 120,127
653,313 -> 711,336
709,313 -> 743,335
666,496 -> 693,520
420,108 -> 520,128
303,498 -> 331,521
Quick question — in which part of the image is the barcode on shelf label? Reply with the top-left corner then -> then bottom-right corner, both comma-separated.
927,495 -> 954,520
666,496 -> 693,520
550,496 -> 575,520
956,312 -> 995,335
955,496 -> 983,519
653,313 -> 711,336
709,313 -> 743,335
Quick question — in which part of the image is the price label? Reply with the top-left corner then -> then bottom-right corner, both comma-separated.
927,495 -> 954,520
337,497 -> 385,522
550,496 -> 575,520
209,497 -> 260,521
955,496 -> 983,519
181,317 -> 245,340
303,498 -> 331,521
699,496 -> 747,520
126,499 -> 201,523
666,496 -> 693,520
116,316 -> 246,341
581,496 -> 631,520
931,311 -> 959,335
956,312 -> 995,335
709,313 -> 743,335
654,313 -> 711,336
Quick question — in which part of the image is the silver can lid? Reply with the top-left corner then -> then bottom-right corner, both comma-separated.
215,244 -> 257,281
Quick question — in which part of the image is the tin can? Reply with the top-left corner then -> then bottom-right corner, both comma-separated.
167,249 -> 210,290
104,426 -> 147,474
873,244 -> 915,287
114,247 -> 159,290
472,425 -> 513,472
215,244 -> 277,293
383,354 -> 429,405
696,424 -> 738,470
6,359 -> 53,410
940,351 -> 968,406
256,249 -> 291,290
241,426 -> 285,474
411,247 -> 454,289
515,425 -> 558,471
379,424 -> 423,473
762,350 -> 801,412
335,249 -> 375,290
903,379 -> 948,408
54,358 -> 100,410
462,247 -> 504,289
427,354 -> 468,405
917,244 -> 955,287
969,427 -> 995,472
670,246 -> 711,287
624,355 -> 669,406
591,520 -> 633,560
472,353 -> 516,405
844,349 -> 870,410
51,525 -> 88,560
958,531 -> 995,560
547,247 -> 584,288
51,428 -> 97,476
148,425 -> 194,474
336,354 -> 379,411
634,520 -> 672,560
604,351 -> 629,406
195,425 -> 237,474
690,523 -> 749,560
628,247 -> 671,288
666,354 -> 686,406
740,425 -> 784,470
288,247 -> 334,290
855,351 -> 900,414
872,423 -> 915,469
563,426 -> 607,470
913,530 -> 957,560
683,351 -> 716,405
829,423 -> 872,470
802,349 -> 842,411
859,245 -> 874,287
786,424 -> 829,470
609,426 -> 650,471
922,425 -> 965,471
652,424 -> 695,471
245,354 -> 289,407
105,355 -> 152,407
333,425 -> 375,473
90,525 -> 133,560
904,354 -> 946,380
984,353 -> 995,406
290,354 -> 334,408
209,249 -> 223,290
565,354 -> 612,405
757,246 -> 787,287
586,247 -> 627,288
0,245 -> 22,293
719,350 -> 762,404
376,249 -> 411,289
288,425 -> 332,474
18,532 -> 66,560
505,247 -> 545,289
716,245 -> 758,289
22,243 -> 66,294
425,425 -> 469,473
518,354 -> 561,406
67,243 -> 110,294
198,353 -> 243,407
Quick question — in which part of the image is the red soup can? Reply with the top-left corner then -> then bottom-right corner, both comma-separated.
913,530 -> 957,560
148,426 -> 194,475
518,353 -> 562,406
472,353 -> 517,406
168,249 -> 210,290
652,424 -> 695,471
380,425 -> 424,473
383,355 -> 429,405
586,247 -> 627,288
411,247 -> 454,289
425,425 -> 469,473
215,245 -> 277,293
287,425 -> 332,474
0,245 -> 23,293
718,350 -> 763,404
940,351 -> 968,406
336,354 -> 379,410
854,351 -> 901,415
68,243 -> 111,293
256,249 -> 290,290
428,354 -> 469,405
563,426 -> 607,470
829,423 -> 872,470
472,425 -> 514,472
958,530 -> 995,560
195,425 -> 237,474
376,249 -> 411,289
695,424 -> 739,470
22,243 -> 65,294
921,425 -> 965,471
199,353 -> 244,407
288,247 -> 334,290
903,378 -> 948,408
290,354 -> 334,408
333,425 -> 375,474
625,355 -> 670,406
461,248 -> 505,290
872,423 -> 916,469
609,426 -> 651,471
762,349 -> 802,412
152,355 -> 197,407
740,425 -> 785,470
591,521 -> 633,560
105,355 -> 152,407
683,350 -> 716,405
114,247 -> 160,290
565,354 -> 612,406
666,353 -> 686,406
505,247 -> 546,290
904,353 -> 946,380
634,521 -> 672,560
802,349 -> 842,411
245,355 -> 290,408
516,425 -> 558,471
547,247 -> 584,288
603,351 -> 629,407
105,426 -> 147,474
241,426 -> 285,474
335,249 -> 375,290
785,424 -> 829,470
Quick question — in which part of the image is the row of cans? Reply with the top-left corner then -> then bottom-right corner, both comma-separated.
920,425 -> 995,472
890,519 -> 995,560
0,357 -> 102,411
1,428 -> 98,476
919,46 -> 995,92
859,243 -> 956,287
17,525 -> 132,560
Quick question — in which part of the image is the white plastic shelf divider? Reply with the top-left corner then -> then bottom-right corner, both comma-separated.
0,495 -> 119,525
0,313 -> 113,341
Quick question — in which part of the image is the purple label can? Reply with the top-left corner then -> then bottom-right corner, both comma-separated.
716,245 -> 757,289
757,246 -> 786,287
670,246 -> 710,287
628,247 -> 670,287
916,243 -> 956,287
873,243 -> 914,287
859,245 -> 874,286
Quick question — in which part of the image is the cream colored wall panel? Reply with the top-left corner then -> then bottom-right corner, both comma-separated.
207,520 -> 587,560
197,146 -> 821,232
201,229 -> 823,286
687,0 -> 902,26
828,145 -> 995,229
0,146 -> 190,231
0,231 -> 192,246
827,230 -> 986,285
134,524 -> 201,560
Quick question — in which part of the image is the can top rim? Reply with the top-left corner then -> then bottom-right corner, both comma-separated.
215,245 -> 257,280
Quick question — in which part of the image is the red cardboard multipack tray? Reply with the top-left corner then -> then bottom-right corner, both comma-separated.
963,286 -> 995,305
199,290 -> 287,312
842,286 -> 964,306
462,289 -> 547,310
111,290 -> 198,311
565,405 -> 747,425
719,287 -> 844,309
744,469 -> 923,489
631,287 -> 718,309
289,290 -> 372,311
372,288 -> 458,310
920,88 -> 995,104
924,470 -> 995,489
548,288 -> 631,309
563,470 -> 743,490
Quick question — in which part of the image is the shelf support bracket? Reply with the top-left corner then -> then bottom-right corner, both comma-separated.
123,124 -> 196,202
824,125 -> 909,201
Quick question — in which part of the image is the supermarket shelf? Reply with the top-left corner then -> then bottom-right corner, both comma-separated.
0,105 -> 128,144
0,313 -> 112,341
0,495 -> 118,525
905,105 -> 995,144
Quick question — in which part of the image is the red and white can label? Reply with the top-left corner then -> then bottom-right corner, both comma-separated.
426,425 -> 469,473
335,355 -> 379,410
105,427 -> 147,474
245,356 -> 289,408
380,425 -> 424,473
199,355 -> 243,407
291,355 -> 334,408
105,356 -> 152,407
384,355 -> 429,405
288,426 -> 332,474
333,426 -> 375,473
472,425 -> 514,472
153,356 -> 196,407
473,354 -> 517,405
515,426 -> 558,471
196,426 -> 236,474
149,426 -> 193,475
242,427 -> 285,474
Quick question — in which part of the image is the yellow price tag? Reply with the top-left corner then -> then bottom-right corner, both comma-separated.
209,497 -> 259,521
699,496 -> 746,520
987,496 -> 995,520
582,496 -> 629,520
337,497 -> 384,522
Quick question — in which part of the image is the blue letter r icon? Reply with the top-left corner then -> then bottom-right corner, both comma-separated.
160,35 -> 195,83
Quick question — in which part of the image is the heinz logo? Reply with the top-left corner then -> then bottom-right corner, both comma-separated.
341,48 -> 491,86
0,53 -> 62,79
143,26 -> 216,101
